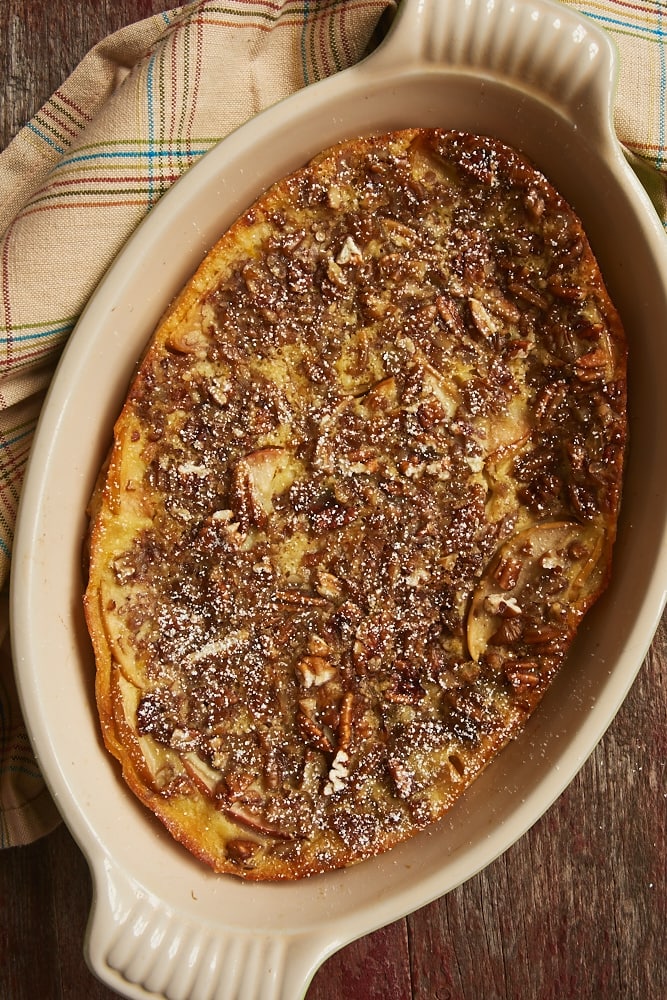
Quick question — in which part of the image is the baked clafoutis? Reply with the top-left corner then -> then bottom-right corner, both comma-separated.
84,129 -> 627,879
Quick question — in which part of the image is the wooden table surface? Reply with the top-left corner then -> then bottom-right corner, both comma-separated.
1,2 -> 665,998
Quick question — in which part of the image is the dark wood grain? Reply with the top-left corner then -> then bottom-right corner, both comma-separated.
1,2 -> 666,999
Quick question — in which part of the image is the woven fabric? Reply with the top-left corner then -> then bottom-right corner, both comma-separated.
567,0 -> 667,220
0,0 -> 665,847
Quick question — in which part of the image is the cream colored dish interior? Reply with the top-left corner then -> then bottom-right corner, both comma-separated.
11,0 -> 667,998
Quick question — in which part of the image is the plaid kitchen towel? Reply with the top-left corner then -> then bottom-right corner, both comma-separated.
0,0 -> 665,847
572,0 -> 667,216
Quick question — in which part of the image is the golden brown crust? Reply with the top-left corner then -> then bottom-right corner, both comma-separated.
84,129 -> 627,880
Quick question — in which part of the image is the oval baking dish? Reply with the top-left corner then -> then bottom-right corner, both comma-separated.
11,0 -> 667,998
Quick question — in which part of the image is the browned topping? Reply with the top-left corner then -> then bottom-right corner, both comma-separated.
85,128 -> 626,880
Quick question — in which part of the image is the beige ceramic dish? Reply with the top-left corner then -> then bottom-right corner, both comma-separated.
11,0 -> 667,997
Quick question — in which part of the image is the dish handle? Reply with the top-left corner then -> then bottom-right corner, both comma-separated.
85,856 -> 328,1000
370,0 -> 618,150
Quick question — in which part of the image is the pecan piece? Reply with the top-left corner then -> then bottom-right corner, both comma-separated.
493,554 -> 522,591
308,634 -> 331,656
546,273 -> 585,301
298,698 -> 335,752
323,749 -> 350,796
166,323 -> 211,358
575,345 -> 612,383
386,673 -> 426,705
436,295 -> 467,339
313,568 -> 344,601
337,691 -> 355,750
273,589 -> 329,609
382,217 -> 418,246
387,757 -> 415,799
468,297 -> 498,339
336,235 -> 363,265
296,655 -> 337,689
488,618 -> 523,646
535,381 -> 567,423
505,662 -> 541,693
507,279 -> 550,310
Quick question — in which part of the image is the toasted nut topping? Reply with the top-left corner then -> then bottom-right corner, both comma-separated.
88,128 -> 626,880
314,569 -> 344,600
296,655 -> 337,689
298,699 -> 335,752
166,324 -> 211,357
493,555 -> 522,591
336,235 -> 363,265
337,691 -> 355,750
323,749 -> 350,796
468,297 -> 499,338
307,634 -> 331,656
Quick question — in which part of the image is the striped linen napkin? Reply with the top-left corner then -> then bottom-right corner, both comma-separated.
1,0 -> 665,847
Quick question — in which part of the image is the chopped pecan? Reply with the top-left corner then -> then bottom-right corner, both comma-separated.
337,691 -> 355,750
307,490 -> 353,534
166,324 -> 211,358
492,554 -> 522,590
336,235 -> 363,265
417,398 -> 446,429
505,665 -> 540,692
575,346 -> 611,383
546,273 -> 585,301
363,376 -> 399,411
313,568 -> 344,600
521,622 -> 567,648
298,698 -> 335,752
216,767 -> 254,801
111,554 -> 136,585
326,258 -> 348,288
327,184 -> 343,209
387,757 -> 415,799
489,618 -> 523,646
331,600 -> 364,636
412,302 -> 438,331
386,672 -> 426,704
535,381 -> 567,423
485,291 -> 521,323
229,460 -> 266,531
503,338 -> 532,359
483,593 -> 522,618
296,654 -> 337,689
436,295 -> 467,339
242,260 -> 264,295
230,447 -> 292,532
382,217 -> 418,246
323,748 -> 350,796
524,186 -> 546,220
273,589 -> 329,609
307,634 -> 331,656
468,297 -> 498,338
507,279 -> 550,310
352,638 -> 381,673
